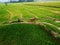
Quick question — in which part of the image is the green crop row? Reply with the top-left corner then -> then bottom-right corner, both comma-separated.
0,24 -> 59,45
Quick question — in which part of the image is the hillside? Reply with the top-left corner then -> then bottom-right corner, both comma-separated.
0,2 -> 60,45
0,23 -> 60,45
0,2 -> 60,27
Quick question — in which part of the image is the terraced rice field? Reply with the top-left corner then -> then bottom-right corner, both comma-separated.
0,2 -> 60,26
0,23 -> 60,45
0,2 -> 60,45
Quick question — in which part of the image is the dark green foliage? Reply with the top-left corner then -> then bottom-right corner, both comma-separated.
0,24 -> 59,45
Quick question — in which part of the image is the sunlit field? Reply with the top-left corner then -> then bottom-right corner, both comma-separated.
0,2 -> 60,45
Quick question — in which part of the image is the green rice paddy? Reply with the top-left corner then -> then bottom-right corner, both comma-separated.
0,2 -> 60,45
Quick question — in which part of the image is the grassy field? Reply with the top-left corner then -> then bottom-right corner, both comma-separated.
0,2 -> 60,26
0,23 -> 60,45
0,2 -> 60,45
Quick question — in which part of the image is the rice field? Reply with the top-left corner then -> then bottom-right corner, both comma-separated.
0,2 -> 60,26
0,2 -> 60,45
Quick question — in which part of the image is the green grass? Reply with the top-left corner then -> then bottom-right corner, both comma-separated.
0,7 -> 9,23
0,3 -> 60,26
0,2 -> 60,45
0,24 -> 59,45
